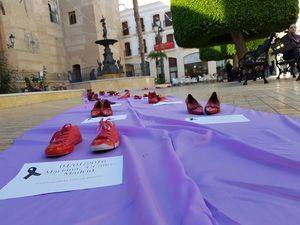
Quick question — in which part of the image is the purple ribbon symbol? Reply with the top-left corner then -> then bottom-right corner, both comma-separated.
23,167 -> 41,179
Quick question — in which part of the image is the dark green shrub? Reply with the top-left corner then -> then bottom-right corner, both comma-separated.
171,0 -> 299,48
0,53 -> 17,94
200,39 -> 265,61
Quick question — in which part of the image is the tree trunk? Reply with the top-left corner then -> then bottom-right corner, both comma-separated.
132,0 -> 146,76
232,54 -> 239,68
230,31 -> 247,61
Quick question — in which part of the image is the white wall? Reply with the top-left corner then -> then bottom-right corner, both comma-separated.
120,1 -> 216,82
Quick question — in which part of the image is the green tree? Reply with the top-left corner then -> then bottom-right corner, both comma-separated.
171,0 -> 299,60
0,53 -> 17,94
200,39 -> 265,62
147,51 -> 167,84
132,0 -> 146,76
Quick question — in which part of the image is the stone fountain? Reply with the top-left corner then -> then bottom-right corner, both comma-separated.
95,16 -> 121,78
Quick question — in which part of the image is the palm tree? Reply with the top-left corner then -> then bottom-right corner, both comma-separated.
147,51 -> 167,84
132,0 -> 146,76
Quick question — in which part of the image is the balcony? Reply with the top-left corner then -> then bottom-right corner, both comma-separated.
154,42 -> 175,51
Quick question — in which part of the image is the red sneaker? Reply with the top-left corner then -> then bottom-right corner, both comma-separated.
118,90 -> 130,99
91,100 -> 102,118
185,94 -> 204,115
148,91 -> 159,104
205,92 -> 220,115
101,99 -> 113,117
90,120 -> 120,152
134,95 -> 142,99
45,124 -> 82,157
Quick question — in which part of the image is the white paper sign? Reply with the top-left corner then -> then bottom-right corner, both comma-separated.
153,101 -> 183,106
82,114 -> 127,124
0,156 -> 123,200
111,103 -> 122,107
185,114 -> 250,125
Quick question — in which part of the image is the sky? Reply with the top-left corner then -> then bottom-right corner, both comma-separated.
119,0 -> 170,10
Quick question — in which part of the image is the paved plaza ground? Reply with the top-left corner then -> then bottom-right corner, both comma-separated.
0,78 -> 299,151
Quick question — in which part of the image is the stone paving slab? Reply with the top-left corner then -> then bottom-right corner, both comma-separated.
0,78 -> 299,151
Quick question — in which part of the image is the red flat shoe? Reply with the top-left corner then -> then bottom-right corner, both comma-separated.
118,90 -> 130,99
101,100 -> 113,117
205,92 -> 220,115
91,101 -> 102,118
148,91 -> 159,104
134,95 -> 142,99
90,120 -> 120,152
107,91 -> 116,96
45,124 -> 82,157
185,94 -> 204,115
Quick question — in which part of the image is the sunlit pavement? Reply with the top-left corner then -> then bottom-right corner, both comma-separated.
0,78 -> 299,151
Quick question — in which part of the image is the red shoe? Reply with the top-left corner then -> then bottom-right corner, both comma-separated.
148,92 -> 159,104
101,100 -> 113,117
205,92 -> 220,115
185,94 -> 204,115
87,90 -> 95,101
157,94 -> 167,102
107,91 -> 116,96
143,93 -> 148,98
118,90 -> 130,99
90,120 -> 120,152
45,124 -> 82,157
93,94 -> 99,101
99,91 -> 105,96
91,101 -> 102,118
134,95 -> 142,99
113,92 -> 120,96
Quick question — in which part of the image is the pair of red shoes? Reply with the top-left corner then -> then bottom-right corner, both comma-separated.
87,89 -> 99,101
91,100 -> 113,118
148,91 -> 166,104
118,90 -> 131,99
45,121 -> 120,157
186,92 -> 220,115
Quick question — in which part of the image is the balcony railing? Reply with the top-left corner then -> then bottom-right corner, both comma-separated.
154,41 -> 175,51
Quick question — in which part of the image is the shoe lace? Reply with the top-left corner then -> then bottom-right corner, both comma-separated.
49,124 -> 71,144
96,120 -> 115,144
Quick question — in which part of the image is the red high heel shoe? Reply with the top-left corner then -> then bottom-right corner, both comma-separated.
205,92 -> 220,115
185,94 -> 204,115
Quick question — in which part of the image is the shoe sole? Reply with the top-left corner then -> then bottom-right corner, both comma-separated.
91,141 -> 120,152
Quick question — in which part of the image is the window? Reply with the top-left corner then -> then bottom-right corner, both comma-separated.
122,21 -> 129,35
140,18 -> 145,32
153,14 -> 160,26
48,1 -> 59,24
164,11 -> 172,27
125,42 -> 132,56
69,11 -> 77,25
166,34 -> 174,43
143,39 -> 147,53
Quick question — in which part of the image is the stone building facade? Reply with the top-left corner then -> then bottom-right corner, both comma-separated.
0,0 -> 123,87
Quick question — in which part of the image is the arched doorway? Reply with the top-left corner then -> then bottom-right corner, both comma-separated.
72,64 -> 82,82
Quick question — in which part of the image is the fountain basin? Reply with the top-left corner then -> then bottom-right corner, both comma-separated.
95,39 -> 118,46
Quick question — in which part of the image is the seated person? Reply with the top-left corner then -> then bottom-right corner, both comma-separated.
281,24 -> 300,80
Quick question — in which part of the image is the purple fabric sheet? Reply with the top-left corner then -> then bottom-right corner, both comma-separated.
0,95 -> 299,225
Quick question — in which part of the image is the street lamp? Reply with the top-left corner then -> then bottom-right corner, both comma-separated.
7,34 -> 15,48
153,19 -> 165,83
